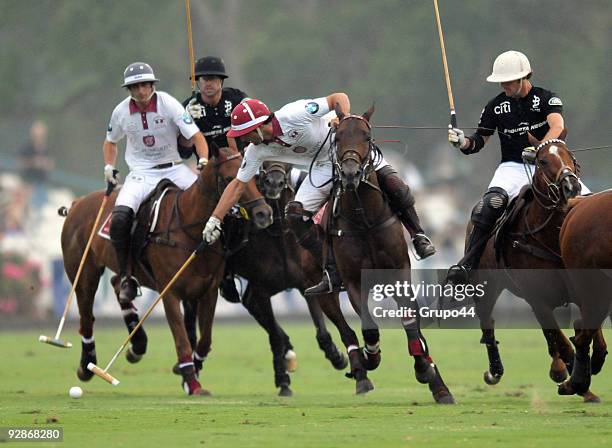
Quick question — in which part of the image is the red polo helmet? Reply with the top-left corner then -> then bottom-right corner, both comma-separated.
226,99 -> 271,138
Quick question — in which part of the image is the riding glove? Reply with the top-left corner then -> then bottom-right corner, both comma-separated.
197,157 -> 208,171
186,98 -> 204,119
448,125 -> 466,149
202,216 -> 222,244
104,164 -> 119,185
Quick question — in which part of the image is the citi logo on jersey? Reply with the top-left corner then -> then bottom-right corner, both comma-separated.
494,101 -> 511,115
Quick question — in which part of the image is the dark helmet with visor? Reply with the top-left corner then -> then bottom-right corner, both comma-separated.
193,56 -> 228,79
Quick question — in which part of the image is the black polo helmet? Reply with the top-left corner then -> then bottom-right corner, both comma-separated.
122,62 -> 159,87
193,56 -> 228,79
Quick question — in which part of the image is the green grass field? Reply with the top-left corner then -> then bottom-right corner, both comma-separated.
1,322 -> 611,447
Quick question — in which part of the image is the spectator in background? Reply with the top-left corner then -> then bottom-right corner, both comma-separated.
19,120 -> 54,209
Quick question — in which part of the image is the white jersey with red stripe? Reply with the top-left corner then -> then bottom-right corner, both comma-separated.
236,97 -> 335,182
106,91 -> 200,171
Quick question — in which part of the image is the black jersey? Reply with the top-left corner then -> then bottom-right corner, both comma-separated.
182,87 -> 247,151
475,86 -> 563,163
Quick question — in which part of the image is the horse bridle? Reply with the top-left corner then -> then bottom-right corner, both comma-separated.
258,162 -> 292,195
333,114 -> 376,185
530,139 -> 580,208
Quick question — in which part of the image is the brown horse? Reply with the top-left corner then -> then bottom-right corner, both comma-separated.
61,147 -> 270,395
558,190 -> 612,397
470,138 -> 604,402
180,161 -> 349,396
322,105 -> 454,403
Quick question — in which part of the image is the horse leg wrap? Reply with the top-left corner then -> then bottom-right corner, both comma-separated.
121,308 -> 147,355
194,351 -> 207,373
77,337 -> 97,381
480,333 -> 504,378
178,355 -> 201,395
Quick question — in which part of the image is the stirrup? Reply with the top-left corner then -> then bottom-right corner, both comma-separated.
119,276 -> 140,303
305,270 -> 341,296
412,233 -> 436,260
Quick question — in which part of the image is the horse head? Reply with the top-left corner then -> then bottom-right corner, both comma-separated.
527,135 -> 581,206
334,103 -> 375,191
209,146 -> 273,229
259,161 -> 291,200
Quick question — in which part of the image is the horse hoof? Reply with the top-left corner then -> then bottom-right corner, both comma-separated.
415,364 -> 436,384
285,350 -> 298,373
549,368 -> 569,383
355,378 -> 374,395
330,352 -> 349,370
483,370 -> 502,385
125,347 -> 143,364
172,362 -> 181,375
581,390 -> 602,403
434,391 -> 456,405
557,380 -> 576,396
278,386 -> 293,397
77,366 -> 93,382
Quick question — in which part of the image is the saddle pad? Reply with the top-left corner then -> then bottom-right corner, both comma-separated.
98,213 -> 113,241
313,202 -> 329,225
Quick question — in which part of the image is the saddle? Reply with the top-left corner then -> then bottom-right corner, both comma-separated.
494,185 -> 533,264
493,185 -> 558,265
131,178 -> 180,262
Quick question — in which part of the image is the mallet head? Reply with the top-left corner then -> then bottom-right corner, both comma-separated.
87,363 -> 120,386
38,335 -> 73,348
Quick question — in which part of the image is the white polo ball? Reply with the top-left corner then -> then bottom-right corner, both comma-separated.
69,386 -> 83,399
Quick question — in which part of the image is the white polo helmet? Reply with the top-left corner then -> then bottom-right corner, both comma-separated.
486,51 -> 532,83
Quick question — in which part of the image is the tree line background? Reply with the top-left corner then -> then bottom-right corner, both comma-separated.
1,0 -> 610,193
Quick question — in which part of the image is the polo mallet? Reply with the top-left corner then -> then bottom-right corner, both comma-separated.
87,240 -> 207,386
433,0 -> 457,127
185,0 -> 196,91
38,181 -> 115,348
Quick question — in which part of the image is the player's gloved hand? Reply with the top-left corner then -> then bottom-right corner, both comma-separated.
448,125 -> 466,149
522,146 -> 536,164
202,216 -> 222,244
104,164 -> 119,185
187,98 -> 204,119
197,157 -> 208,171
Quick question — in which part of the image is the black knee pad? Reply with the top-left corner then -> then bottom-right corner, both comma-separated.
110,206 -> 134,246
285,201 -> 312,226
471,187 -> 508,228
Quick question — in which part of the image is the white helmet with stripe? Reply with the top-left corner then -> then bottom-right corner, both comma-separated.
122,62 -> 159,87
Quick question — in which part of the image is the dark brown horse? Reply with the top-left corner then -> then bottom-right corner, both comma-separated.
321,105 -> 454,403
470,138 -> 605,402
558,190 -> 612,397
61,147 -> 270,395
180,161 -> 349,396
